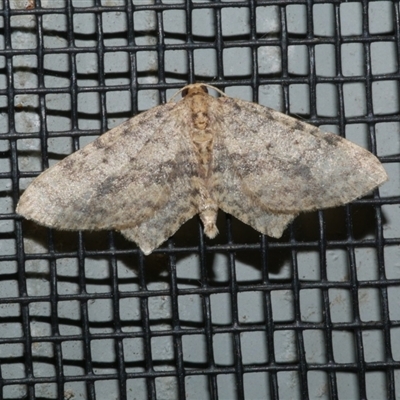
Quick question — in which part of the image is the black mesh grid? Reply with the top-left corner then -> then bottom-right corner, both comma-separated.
1,0 -> 400,399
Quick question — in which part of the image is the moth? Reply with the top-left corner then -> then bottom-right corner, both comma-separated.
17,83 -> 388,254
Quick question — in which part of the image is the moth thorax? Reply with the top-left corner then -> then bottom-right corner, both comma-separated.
193,111 -> 209,130
188,93 -> 210,130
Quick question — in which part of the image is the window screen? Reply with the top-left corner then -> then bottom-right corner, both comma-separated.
1,1 -> 399,399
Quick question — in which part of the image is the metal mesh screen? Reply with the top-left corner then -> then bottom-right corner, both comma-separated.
1,0 -> 399,399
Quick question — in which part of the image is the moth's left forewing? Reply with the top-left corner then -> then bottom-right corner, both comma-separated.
17,100 -> 200,255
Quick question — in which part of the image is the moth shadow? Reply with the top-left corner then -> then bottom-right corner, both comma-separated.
295,203 -> 385,241
19,202 -> 385,285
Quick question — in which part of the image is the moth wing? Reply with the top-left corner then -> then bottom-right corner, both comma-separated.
120,206 -> 196,255
212,134 -> 297,238
17,101 -> 200,252
214,97 -> 387,216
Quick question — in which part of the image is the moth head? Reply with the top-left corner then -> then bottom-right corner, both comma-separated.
182,84 -> 208,98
